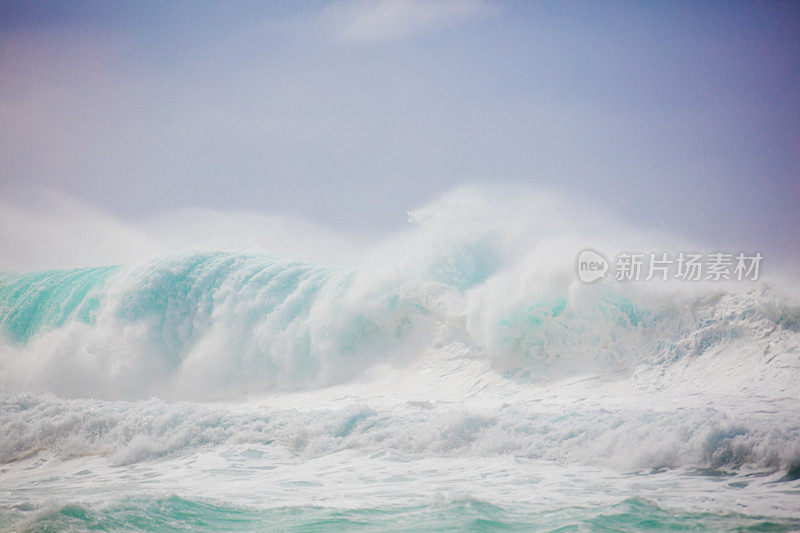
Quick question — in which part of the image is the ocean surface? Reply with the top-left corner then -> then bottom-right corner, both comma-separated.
1,195 -> 799,531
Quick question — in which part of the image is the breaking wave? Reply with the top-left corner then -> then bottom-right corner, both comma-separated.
2,249 -> 798,398
1,186 -> 799,401
1,186 -> 799,476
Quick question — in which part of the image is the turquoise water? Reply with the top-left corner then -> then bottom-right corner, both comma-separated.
5,496 -> 800,532
0,266 -> 120,343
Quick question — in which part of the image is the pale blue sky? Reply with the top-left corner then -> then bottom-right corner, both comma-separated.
1,1 -> 798,257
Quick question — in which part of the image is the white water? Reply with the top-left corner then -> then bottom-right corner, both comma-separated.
1,186 -> 799,530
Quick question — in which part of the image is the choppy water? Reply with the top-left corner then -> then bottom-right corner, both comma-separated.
1,190 -> 799,531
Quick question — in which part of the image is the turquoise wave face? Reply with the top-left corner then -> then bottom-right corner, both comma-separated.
3,495 -> 798,532
0,266 -> 120,343
0,251 -> 798,398
0,252 -> 441,396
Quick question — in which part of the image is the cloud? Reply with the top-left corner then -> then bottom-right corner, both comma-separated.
323,0 -> 492,43
0,190 -> 367,271
0,191 -> 162,272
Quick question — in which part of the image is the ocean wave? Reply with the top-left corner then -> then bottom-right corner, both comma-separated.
1,247 -> 798,400
1,187 -> 798,411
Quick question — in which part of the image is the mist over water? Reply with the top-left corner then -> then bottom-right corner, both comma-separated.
1,185 -> 799,530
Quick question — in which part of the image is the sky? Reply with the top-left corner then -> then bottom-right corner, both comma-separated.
1,0 -> 799,265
